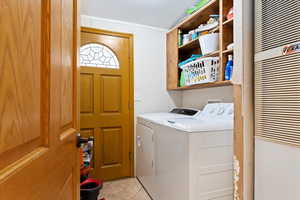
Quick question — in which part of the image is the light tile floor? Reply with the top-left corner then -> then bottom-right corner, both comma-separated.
99,178 -> 151,200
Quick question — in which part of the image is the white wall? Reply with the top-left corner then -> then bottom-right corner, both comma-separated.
182,87 -> 234,110
81,15 -> 182,116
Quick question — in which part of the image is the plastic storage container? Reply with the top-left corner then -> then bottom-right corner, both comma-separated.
199,33 -> 219,55
181,57 -> 219,86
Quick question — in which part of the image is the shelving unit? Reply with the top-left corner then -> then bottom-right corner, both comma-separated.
166,0 -> 234,90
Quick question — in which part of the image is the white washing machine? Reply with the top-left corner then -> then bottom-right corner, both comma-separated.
136,108 -> 200,199
136,103 -> 234,200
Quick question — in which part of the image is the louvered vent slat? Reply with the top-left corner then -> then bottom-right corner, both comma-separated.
257,132 -> 300,141
257,118 -> 300,123
255,0 -> 300,53
256,90 -> 300,94
255,53 -> 300,145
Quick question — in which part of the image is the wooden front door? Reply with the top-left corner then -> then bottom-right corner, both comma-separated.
0,0 -> 79,199
80,28 -> 134,181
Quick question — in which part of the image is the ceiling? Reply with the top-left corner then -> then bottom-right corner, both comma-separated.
81,0 -> 198,29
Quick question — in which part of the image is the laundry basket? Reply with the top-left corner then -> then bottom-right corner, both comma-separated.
181,57 -> 219,86
199,33 -> 219,55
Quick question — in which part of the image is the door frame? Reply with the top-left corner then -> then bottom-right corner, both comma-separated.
80,27 -> 135,177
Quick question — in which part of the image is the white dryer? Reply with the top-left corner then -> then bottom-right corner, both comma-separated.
137,103 -> 234,200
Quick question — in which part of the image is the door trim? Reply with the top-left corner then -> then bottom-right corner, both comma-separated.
80,27 -> 135,177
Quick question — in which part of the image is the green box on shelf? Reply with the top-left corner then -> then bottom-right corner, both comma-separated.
186,0 -> 211,15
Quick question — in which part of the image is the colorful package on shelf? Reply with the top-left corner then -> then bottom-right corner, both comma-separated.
178,30 -> 182,46
180,71 -> 186,87
178,54 -> 202,68
190,30 -> 198,40
182,34 -> 190,45
196,15 -> 219,33
181,57 -> 219,86
186,0 -> 211,15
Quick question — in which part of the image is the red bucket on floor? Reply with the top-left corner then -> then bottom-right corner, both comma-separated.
80,178 -> 103,200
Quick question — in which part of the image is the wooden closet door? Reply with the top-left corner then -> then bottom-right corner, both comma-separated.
0,0 -> 80,199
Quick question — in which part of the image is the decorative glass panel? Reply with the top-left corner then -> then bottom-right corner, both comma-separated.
80,43 -> 119,69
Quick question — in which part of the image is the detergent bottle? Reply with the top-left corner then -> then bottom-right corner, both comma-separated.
225,55 -> 233,80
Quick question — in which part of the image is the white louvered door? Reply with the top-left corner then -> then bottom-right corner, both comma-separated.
255,54 -> 300,145
255,1 -> 300,200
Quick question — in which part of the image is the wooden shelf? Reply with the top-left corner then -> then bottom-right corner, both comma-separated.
179,38 -> 199,51
172,81 -> 232,91
203,50 -> 220,57
223,18 -> 234,26
222,49 -> 233,54
210,26 -> 220,33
